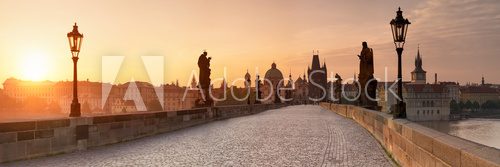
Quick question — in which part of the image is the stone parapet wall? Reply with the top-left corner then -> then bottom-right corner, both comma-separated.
0,103 -> 287,163
320,103 -> 500,167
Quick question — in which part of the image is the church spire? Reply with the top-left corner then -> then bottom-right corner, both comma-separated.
303,69 -> 307,82
323,58 -> 326,69
245,68 -> 251,82
287,68 -> 293,87
411,45 -> 427,84
190,77 -> 197,88
416,45 -> 422,68
413,45 -> 425,73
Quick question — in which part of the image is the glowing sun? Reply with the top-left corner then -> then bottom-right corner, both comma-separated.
21,53 -> 49,81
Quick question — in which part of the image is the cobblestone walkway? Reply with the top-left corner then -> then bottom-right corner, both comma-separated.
5,105 -> 393,167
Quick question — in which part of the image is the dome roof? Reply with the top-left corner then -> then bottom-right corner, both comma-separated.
264,62 -> 284,80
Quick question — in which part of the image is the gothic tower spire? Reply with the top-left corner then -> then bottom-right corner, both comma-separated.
411,45 -> 427,84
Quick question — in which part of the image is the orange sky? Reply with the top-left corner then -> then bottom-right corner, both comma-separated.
1,0 -> 499,87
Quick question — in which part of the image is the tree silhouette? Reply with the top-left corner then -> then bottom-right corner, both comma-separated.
464,100 -> 473,110
481,100 -> 500,110
472,101 -> 480,112
459,101 -> 465,110
450,100 -> 460,113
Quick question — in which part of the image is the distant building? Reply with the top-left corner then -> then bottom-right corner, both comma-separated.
164,83 -> 198,111
377,82 -> 396,113
105,81 -> 160,112
211,78 -> 228,106
377,48 -> 451,121
2,78 -> 104,114
3,78 -> 57,104
262,62 -> 285,103
1,78 -> 198,115
410,47 -> 426,84
439,82 -> 460,102
245,70 -> 251,89
406,47 -> 450,121
0,88 -> 3,95
110,100 -> 137,113
377,82 -> 451,121
344,83 -> 360,101
293,73 -> 308,104
307,52 -> 328,102
54,80 -> 104,114
460,85 -> 498,105
404,84 -> 451,121
458,76 -> 499,105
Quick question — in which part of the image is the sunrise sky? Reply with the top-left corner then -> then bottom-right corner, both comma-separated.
0,0 -> 499,87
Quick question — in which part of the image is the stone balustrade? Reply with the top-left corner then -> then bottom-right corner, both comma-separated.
320,103 -> 500,167
0,103 -> 287,163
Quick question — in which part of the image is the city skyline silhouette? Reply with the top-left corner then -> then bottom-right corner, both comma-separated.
1,1 -> 500,166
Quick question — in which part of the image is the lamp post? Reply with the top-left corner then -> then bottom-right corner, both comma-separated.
390,7 -> 410,118
67,23 -> 83,117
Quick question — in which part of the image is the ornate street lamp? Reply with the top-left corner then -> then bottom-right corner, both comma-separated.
67,23 -> 83,117
390,7 -> 410,118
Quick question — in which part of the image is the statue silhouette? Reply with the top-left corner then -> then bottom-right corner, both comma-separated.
255,75 -> 262,104
334,73 -> 343,104
197,51 -> 213,106
357,42 -> 378,109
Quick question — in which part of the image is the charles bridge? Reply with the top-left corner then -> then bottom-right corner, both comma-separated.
0,104 -> 499,166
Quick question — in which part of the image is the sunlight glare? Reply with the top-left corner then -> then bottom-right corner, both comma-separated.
21,52 -> 49,81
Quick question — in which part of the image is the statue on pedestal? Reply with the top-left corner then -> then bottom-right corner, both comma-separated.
334,73 -> 343,104
357,42 -> 379,109
197,50 -> 213,106
246,76 -> 251,105
255,75 -> 262,104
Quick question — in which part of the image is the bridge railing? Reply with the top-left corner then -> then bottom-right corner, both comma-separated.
0,103 -> 288,163
320,102 -> 500,167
